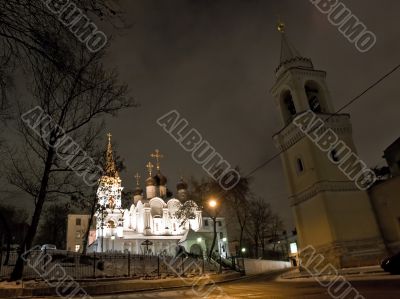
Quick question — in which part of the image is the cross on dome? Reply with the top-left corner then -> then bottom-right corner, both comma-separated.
146,161 -> 154,177
150,149 -> 164,172
134,172 -> 141,186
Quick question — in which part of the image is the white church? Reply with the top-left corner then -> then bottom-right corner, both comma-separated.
89,135 -> 206,256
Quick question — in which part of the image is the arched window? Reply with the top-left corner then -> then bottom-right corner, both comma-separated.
330,149 -> 340,162
296,158 -> 304,173
107,220 -> 114,228
284,92 -> 297,116
305,82 -> 323,113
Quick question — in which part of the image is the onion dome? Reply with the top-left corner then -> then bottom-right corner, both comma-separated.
153,172 -> 167,186
133,172 -> 143,195
134,186 -> 143,196
177,177 -> 188,191
146,176 -> 156,186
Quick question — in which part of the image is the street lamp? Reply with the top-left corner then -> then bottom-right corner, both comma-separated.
208,199 -> 217,208
207,198 -> 218,260
241,248 -> 246,253
197,237 -> 202,243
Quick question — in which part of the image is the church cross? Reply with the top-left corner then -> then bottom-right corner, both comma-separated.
150,149 -> 164,171
134,172 -> 141,186
146,161 -> 154,177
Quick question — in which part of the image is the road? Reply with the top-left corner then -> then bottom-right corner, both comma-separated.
94,271 -> 400,299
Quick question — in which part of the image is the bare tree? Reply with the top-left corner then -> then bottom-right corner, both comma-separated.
246,197 -> 273,258
181,170 -> 251,259
5,39 -> 134,279
35,203 -> 70,249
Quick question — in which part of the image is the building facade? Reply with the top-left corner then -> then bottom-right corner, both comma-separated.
66,214 -> 96,252
369,138 -> 400,255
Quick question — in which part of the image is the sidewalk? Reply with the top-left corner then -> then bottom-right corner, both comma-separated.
279,265 -> 400,282
0,271 -> 242,298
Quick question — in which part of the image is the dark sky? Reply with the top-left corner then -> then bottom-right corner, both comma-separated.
101,0 -> 400,228
7,0 -> 399,229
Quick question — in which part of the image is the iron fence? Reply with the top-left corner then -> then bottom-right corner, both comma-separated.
0,250 -> 219,280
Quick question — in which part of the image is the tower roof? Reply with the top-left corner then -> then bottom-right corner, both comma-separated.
104,133 -> 119,178
280,33 -> 302,64
275,22 -> 313,77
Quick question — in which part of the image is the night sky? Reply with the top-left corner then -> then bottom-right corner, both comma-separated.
8,0 -> 400,229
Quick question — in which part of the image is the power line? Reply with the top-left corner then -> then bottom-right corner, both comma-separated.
244,62 -> 400,178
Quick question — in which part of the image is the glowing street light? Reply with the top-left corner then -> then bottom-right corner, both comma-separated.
222,237 -> 227,242
241,248 -> 246,253
209,199 -> 217,208
197,237 -> 202,243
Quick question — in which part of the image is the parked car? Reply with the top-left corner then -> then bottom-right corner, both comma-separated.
41,244 -> 57,251
381,252 -> 400,274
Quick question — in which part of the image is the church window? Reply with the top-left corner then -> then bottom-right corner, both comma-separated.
75,245 -> 80,252
173,223 -> 176,231
305,83 -> 323,113
284,92 -> 296,116
218,221 -> 222,227
296,158 -> 304,173
204,220 -> 209,226
331,150 -> 340,162
220,232 -> 224,238
76,218 -> 81,226
76,232 -> 81,238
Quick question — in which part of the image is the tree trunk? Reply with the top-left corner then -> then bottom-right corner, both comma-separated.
10,148 -> 55,281
239,225 -> 245,257
208,217 -> 217,259
82,195 -> 97,255
0,210 -> 11,265
261,236 -> 265,258
254,235 -> 259,258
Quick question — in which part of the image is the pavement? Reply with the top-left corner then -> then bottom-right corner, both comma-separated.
4,266 -> 400,298
26,268 -> 400,299
90,270 -> 400,299
280,265 -> 388,281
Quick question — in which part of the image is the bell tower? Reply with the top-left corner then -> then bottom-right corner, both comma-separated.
272,23 -> 386,268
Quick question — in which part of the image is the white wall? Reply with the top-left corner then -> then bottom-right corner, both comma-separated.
243,258 -> 291,275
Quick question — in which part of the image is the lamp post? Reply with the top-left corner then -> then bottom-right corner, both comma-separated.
207,198 -> 218,259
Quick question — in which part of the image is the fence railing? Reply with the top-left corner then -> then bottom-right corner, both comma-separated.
0,250 -> 220,280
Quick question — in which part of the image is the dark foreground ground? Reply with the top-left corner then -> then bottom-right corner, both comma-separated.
89,270 -> 400,299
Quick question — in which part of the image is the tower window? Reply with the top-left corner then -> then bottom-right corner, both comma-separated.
306,83 -> 323,113
204,219 -> 209,226
76,218 -> 81,226
296,158 -> 304,173
284,93 -> 296,116
331,150 -> 340,162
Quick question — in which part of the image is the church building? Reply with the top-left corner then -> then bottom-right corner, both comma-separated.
91,134 -> 204,255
